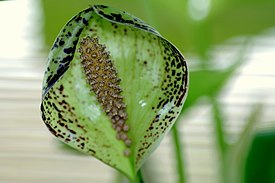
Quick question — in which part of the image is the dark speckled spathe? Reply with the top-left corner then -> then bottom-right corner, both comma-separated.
42,7 -> 93,98
135,38 -> 188,166
93,5 -> 160,36
41,4 -> 188,178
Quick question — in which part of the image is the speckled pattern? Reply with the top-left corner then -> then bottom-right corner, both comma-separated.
93,5 -> 160,36
135,38 -> 188,168
41,83 -> 93,154
41,5 -> 188,179
42,7 -> 93,97
41,54 -> 134,178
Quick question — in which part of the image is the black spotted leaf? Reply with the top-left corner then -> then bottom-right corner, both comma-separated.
41,5 -> 188,180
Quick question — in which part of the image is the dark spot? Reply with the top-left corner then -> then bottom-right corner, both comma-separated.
75,15 -> 82,23
68,128 -> 76,134
59,40 -> 65,46
59,85 -> 64,92
177,62 -> 182,69
58,113 -> 62,119
63,47 -> 74,54
82,18 -> 88,25
171,69 -> 176,76
52,103 -> 61,113
45,124 -> 57,136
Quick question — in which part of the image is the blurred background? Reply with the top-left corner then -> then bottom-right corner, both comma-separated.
0,0 -> 275,183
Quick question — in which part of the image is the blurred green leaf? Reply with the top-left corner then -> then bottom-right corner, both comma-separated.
245,128 -> 275,183
41,0 -> 90,48
211,0 -> 275,44
41,0 -> 275,55
181,60 -> 241,114
211,97 -> 228,156
225,104 -> 263,183
180,35 -> 248,116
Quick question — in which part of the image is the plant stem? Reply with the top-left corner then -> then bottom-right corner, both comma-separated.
114,170 -> 144,183
172,125 -> 186,183
136,169 -> 144,183
211,98 -> 227,156
210,97 -> 228,183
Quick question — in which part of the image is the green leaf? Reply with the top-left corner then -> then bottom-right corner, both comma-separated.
223,104 -> 263,183
182,64 -> 238,112
245,129 -> 275,183
40,5 -> 188,180
181,41 -> 247,115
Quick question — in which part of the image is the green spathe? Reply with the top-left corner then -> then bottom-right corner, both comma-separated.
41,5 -> 188,181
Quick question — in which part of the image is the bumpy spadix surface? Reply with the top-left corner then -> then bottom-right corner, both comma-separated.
41,5 -> 188,180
